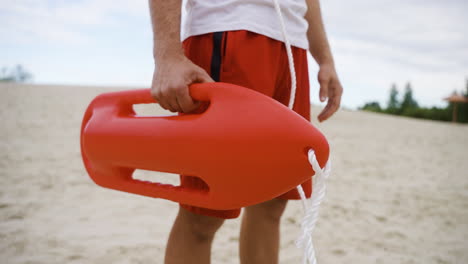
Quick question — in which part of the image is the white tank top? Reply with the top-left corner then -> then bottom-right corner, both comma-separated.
181,0 -> 309,49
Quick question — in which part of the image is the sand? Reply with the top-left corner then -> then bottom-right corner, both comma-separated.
1,83 -> 467,264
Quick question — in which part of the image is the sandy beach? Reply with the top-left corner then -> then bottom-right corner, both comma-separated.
1,83 -> 467,264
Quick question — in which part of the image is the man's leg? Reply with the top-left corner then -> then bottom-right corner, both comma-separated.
165,206 -> 225,264
239,199 -> 288,264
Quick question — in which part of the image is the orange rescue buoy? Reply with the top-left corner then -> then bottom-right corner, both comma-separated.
80,82 -> 329,210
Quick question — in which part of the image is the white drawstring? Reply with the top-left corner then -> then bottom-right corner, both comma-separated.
272,0 -> 331,263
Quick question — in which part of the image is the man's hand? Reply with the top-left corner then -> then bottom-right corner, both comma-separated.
151,55 -> 213,113
317,63 -> 343,122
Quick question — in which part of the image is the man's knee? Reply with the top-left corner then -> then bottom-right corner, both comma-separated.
176,206 -> 225,242
244,198 -> 288,223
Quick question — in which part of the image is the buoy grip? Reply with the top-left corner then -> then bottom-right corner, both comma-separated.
189,83 -> 214,102
93,167 -> 209,206
119,89 -> 156,106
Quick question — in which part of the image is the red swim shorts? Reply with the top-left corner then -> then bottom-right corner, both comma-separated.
181,30 -> 312,219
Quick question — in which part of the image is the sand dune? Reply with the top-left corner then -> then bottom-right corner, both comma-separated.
1,83 -> 467,264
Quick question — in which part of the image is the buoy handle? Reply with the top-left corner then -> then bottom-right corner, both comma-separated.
114,89 -> 156,116
189,83 -> 214,102
111,84 -> 215,116
88,166 -> 210,206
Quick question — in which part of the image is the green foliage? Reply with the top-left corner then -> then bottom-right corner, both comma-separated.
387,83 -> 399,112
400,82 -> 418,113
360,101 -> 382,112
360,80 -> 468,123
0,65 -> 33,83
465,79 -> 468,97
399,106 -> 451,122
457,80 -> 468,123
455,79 -> 468,123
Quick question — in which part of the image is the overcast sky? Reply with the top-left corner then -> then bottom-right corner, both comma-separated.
1,0 -> 467,108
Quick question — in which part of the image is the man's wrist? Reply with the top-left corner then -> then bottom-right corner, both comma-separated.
315,54 -> 335,67
153,44 -> 185,62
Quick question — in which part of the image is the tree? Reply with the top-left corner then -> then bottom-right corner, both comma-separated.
400,82 -> 418,115
465,78 -> 468,97
386,83 -> 399,114
0,67 -> 14,82
458,78 -> 468,122
15,65 -> 32,82
0,64 -> 33,83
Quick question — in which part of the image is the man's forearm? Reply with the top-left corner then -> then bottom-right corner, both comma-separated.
305,0 -> 334,66
149,0 -> 183,60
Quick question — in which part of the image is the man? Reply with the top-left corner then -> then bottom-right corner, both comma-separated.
148,0 -> 343,263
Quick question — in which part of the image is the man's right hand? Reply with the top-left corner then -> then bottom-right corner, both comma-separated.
151,55 -> 213,113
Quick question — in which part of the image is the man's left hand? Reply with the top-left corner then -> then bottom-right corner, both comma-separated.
317,63 -> 343,122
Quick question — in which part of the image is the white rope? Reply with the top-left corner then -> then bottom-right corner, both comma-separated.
272,0 -> 297,109
295,150 -> 331,264
272,1 -> 331,263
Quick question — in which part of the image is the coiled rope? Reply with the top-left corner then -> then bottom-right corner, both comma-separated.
272,0 -> 332,263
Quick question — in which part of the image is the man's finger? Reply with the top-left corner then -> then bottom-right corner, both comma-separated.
158,99 -> 171,112
318,106 -> 333,122
318,77 -> 329,102
318,96 -> 340,122
152,89 -> 171,112
318,104 -> 331,122
164,91 -> 181,112
196,70 -> 214,83
176,86 -> 199,113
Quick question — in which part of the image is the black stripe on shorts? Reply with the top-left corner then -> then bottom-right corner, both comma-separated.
210,32 -> 224,82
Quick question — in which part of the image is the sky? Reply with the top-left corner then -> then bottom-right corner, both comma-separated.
1,0 -> 467,109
